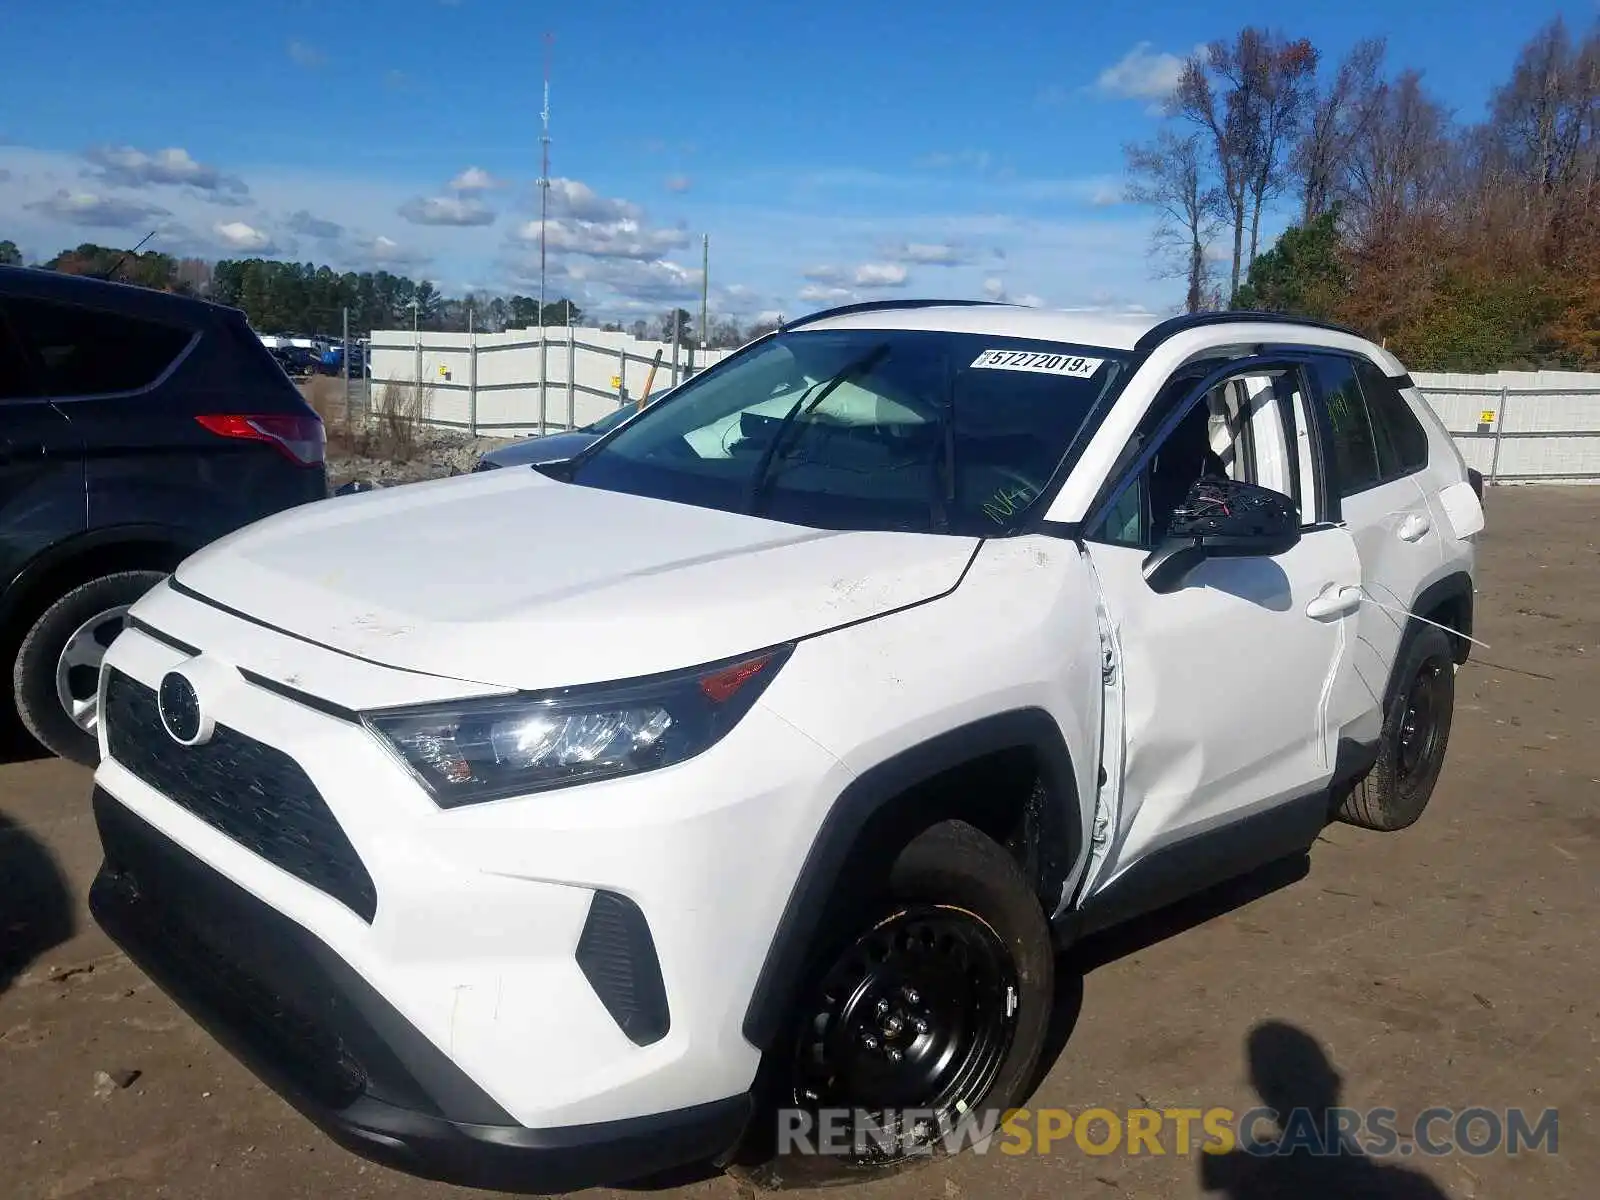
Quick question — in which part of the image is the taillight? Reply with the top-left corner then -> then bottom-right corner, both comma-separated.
196,414 -> 326,466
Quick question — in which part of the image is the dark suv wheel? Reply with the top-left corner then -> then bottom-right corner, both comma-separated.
11,571 -> 166,766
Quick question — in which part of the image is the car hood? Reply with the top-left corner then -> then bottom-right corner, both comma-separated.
480,431 -> 601,467
170,467 -> 979,692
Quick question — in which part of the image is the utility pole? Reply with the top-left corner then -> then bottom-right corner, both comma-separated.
700,233 -> 709,362
537,32 -> 553,327
536,31 -> 554,428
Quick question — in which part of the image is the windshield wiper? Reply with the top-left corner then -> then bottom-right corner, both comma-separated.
745,343 -> 891,516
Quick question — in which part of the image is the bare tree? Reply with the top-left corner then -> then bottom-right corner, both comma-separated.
1296,38 -> 1387,224
1125,129 -> 1224,312
1243,36 -> 1321,268
1344,68 -> 1454,242
1488,17 -> 1598,197
1171,30 -> 1279,303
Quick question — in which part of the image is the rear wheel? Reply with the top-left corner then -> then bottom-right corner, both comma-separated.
740,820 -> 1053,1185
1336,624 -> 1456,831
12,571 -> 166,766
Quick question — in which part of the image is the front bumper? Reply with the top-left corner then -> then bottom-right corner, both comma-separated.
87,587 -> 858,1170
89,786 -> 753,1191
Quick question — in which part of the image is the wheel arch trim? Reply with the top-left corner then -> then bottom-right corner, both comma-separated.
740,707 -> 1081,1051
0,526 -> 200,632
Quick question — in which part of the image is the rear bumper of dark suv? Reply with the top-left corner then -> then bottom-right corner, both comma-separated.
87,786 -> 752,1192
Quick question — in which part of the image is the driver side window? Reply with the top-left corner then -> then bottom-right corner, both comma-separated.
1087,365 -> 1309,551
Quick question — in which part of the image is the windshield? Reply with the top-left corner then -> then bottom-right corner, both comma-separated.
564,327 -> 1131,535
583,401 -> 640,435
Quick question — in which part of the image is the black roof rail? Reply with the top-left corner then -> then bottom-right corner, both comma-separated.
1133,309 -> 1366,352
781,297 -> 1006,332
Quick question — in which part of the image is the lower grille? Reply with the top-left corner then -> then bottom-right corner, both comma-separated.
104,668 -> 378,922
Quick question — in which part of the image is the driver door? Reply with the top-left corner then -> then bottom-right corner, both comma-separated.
1076,358 -> 1364,919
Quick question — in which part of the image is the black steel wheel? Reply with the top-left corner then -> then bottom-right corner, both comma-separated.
743,819 -> 1053,1182
789,903 -> 1020,1135
1336,624 -> 1456,832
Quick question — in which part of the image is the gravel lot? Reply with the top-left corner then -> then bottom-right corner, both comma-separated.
1,485 -> 1596,1199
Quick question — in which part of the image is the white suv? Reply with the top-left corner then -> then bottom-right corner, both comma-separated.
86,302 -> 1484,1191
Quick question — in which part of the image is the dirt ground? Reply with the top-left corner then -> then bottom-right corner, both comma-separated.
2,485 -> 1596,1200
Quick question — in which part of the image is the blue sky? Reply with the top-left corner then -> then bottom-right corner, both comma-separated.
2,0 -> 1592,325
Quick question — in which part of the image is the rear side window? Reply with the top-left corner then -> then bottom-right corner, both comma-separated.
0,315 -> 38,400
1315,357 -> 1382,496
5,296 -> 193,398
1354,358 -> 1429,475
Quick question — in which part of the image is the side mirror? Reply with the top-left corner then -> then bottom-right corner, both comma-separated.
1142,476 -> 1301,593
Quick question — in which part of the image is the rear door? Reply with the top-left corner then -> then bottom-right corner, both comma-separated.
0,304 -> 86,597
1305,353 -> 1447,726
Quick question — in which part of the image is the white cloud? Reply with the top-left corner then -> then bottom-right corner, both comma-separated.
359,234 -> 432,270
982,277 -> 1006,300
1094,42 -> 1188,102
286,209 -> 343,239
449,166 -> 503,191
802,264 -> 843,282
514,217 -> 688,260
885,241 -> 971,266
399,194 -> 497,226
83,144 -> 248,197
213,220 -> 276,252
287,40 -> 325,68
799,284 -> 854,303
510,176 -> 688,261
915,150 -> 992,172
25,189 -> 170,228
546,177 -> 640,224
853,262 -> 908,288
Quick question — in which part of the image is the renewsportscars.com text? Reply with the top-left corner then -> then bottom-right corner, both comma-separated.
776,1104 -> 1560,1159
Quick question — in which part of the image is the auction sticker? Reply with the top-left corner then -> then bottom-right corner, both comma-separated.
970,349 -> 1103,378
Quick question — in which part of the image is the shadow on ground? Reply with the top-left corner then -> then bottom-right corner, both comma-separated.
1197,1020 -> 1454,1198
0,810 -> 75,996
0,709 -> 48,767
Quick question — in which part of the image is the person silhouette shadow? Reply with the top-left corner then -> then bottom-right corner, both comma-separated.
1199,1020 -> 1454,1199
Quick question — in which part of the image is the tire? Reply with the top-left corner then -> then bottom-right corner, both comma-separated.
738,819 -> 1054,1185
1336,624 -> 1456,832
11,571 -> 166,767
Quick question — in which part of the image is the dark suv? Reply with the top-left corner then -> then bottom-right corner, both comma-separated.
0,265 -> 327,765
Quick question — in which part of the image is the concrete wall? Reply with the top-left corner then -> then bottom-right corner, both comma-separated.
1414,370 -> 1600,484
367,325 -> 738,436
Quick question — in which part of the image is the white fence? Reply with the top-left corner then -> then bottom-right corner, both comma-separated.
367,332 -> 1600,480
366,326 -> 737,437
1415,370 -> 1600,484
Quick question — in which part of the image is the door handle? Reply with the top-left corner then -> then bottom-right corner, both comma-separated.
1398,512 -> 1431,542
1306,584 -> 1362,619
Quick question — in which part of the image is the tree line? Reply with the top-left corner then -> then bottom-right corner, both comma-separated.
0,243 -> 772,349
1124,15 -> 1600,370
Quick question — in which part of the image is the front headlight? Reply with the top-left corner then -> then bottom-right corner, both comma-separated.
361,644 -> 793,807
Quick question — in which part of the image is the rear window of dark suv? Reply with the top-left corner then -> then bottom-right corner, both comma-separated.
3,294 -> 195,397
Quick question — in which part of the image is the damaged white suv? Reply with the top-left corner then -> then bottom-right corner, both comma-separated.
88,301 -> 1484,1191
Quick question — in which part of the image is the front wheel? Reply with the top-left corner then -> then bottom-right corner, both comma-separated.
1336,624 -> 1457,832
11,571 -> 167,766
743,819 -> 1054,1184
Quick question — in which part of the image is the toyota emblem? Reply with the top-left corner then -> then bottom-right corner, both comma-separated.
158,671 -> 206,745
